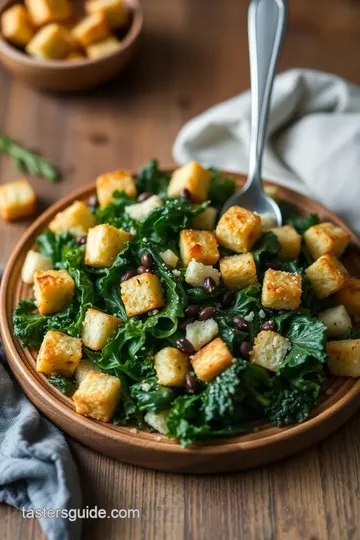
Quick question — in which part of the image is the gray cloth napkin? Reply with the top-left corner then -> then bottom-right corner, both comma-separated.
173,68 -> 360,234
0,338 -> 82,540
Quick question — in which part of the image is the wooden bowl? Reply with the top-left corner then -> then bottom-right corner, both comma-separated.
1,172 -> 360,473
0,0 -> 143,92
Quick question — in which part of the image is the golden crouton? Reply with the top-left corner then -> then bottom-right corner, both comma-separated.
21,249 -> 53,285
49,200 -> 95,237
220,253 -> 257,290
154,347 -> 189,387
85,0 -> 129,28
304,222 -> 350,260
82,308 -> 122,350
184,260 -> 221,287
264,185 -> 280,201
160,249 -> 179,268
269,225 -> 301,260
25,0 -> 72,26
72,370 -> 121,422
96,169 -> 137,207
86,35 -> 122,59
120,273 -> 164,317
190,206 -> 218,231
125,195 -> 163,221
167,161 -> 212,203
179,229 -> 219,266
327,339 -> 360,378
250,330 -> 290,372
190,338 -> 233,382
318,305 -> 352,338
186,319 -> 219,351
305,253 -> 349,299
37,330 -> 82,376
34,269 -> 75,315
0,178 -> 36,221
85,224 -> 132,268
71,13 -> 110,47
215,206 -> 262,253
1,4 -> 34,47
262,268 -> 302,310
75,359 -> 100,385
26,23 -> 71,59
65,50 -> 85,60
334,277 -> 360,318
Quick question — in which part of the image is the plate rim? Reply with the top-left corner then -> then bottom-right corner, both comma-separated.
2,171 -> 360,469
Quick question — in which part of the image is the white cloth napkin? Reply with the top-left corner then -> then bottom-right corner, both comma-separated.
173,68 -> 360,234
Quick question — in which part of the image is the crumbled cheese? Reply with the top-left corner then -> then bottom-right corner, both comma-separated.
185,259 -> 221,288
160,249 -> 179,267
144,411 -> 169,434
172,269 -> 181,277
130,428 -> 138,434
256,212 -> 275,230
154,436 -> 162,441
141,382 -> 151,391
125,195 -> 163,221
244,311 -> 255,322
186,319 -> 219,351
259,309 -> 265,319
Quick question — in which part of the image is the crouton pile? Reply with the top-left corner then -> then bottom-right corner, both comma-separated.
13,159 -> 360,442
1,0 -> 129,61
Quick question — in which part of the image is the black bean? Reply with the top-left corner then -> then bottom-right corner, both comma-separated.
178,317 -> 196,329
203,276 -> 216,294
240,341 -> 251,360
87,195 -> 98,208
198,306 -> 216,321
185,304 -> 201,318
265,261 -> 282,271
137,265 -> 151,275
120,269 -> 137,282
180,188 -> 192,201
176,338 -> 195,355
76,236 -> 87,246
221,290 -> 235,308
137,192 -> 152,202
262,320 -> 276,332
140,253 -> 153,269
233,316 -> 249,331
185,374 -> 197,394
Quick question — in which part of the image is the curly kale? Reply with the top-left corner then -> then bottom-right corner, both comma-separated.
266,388 -> 317,426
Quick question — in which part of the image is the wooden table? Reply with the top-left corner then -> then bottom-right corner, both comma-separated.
1,1 -> 360,538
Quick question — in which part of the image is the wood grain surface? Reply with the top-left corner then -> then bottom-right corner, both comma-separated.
1,0 -> 360,538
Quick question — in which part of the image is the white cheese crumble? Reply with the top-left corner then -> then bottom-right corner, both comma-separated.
186,319 -> 219,351
244,311 -> 255,322
185,259 -> 221,288
144,411 -> 169,434
172,269 -> 181,277
259,309 -> 265,319
160,249 -> 179,267
125,195 -> 163,221
141,382 -> 151,391
130,428 -> 138,434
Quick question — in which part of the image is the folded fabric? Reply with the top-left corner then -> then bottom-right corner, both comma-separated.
0,335 -> 82,540
173,68 -> 360,235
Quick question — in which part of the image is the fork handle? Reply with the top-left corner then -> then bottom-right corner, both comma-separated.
246,0 -> 288,190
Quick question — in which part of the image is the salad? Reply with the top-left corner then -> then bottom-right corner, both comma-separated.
13,159 -> 360,447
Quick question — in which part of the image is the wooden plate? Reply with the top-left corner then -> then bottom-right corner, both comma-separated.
1,172 -> 360,474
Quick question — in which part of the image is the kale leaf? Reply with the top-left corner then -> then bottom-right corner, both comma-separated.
36,230 -> 77,265
47,374 -> 76,396
135,159 -> 170,199
131,377 -> 176,413
286,214 -> 319,235
266,387 -> 317,426
208,169 -> 236,208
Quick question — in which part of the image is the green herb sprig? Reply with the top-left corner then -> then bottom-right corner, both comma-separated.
0,133 -> 60,183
